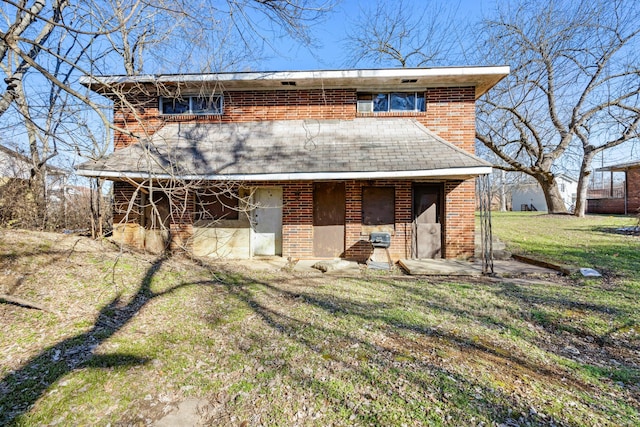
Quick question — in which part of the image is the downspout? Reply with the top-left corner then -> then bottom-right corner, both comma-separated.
625,171 -> 628,215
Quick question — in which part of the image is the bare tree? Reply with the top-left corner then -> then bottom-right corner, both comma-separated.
1,0 -> 336,232
476,0 -> 640,215
344,0 -> 465,68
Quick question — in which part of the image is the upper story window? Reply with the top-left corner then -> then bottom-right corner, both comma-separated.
160,95 -> 223,115
357,92 -> 425,113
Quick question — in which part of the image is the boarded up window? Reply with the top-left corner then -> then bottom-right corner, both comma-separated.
144,191 -> 171,230
195,189 -> 239,220
362,187 -> 394,226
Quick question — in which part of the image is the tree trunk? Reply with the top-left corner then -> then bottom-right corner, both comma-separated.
30,167 -> 47,229
574,150 -> 597,217
90,178 -> 104,239
537,175 -> 567,214
499,170 -> 507,211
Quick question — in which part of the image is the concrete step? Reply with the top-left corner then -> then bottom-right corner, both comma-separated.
475,232 -> 511,260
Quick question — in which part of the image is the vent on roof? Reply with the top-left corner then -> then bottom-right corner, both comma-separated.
281,81 -> 296,86
401,79 -> 418,83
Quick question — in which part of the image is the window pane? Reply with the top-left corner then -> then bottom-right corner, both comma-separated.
416,93 -> 425,111
192,96 -> 222,114
161,97 -> 189,114
373,93 -> 389,112
390,92 -> 415,111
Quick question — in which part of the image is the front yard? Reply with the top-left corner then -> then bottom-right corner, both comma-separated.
0,213 -> 638,426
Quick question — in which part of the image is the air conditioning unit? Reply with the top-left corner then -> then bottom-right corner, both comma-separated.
357,100 -> 373,113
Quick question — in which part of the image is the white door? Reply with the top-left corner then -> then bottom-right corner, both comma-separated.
252,187 -> 283,256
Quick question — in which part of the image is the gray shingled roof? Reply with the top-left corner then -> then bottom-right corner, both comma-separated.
77,119 -> 492,180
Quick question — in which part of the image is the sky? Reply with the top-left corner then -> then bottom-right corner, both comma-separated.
257,0 -> 494,71
251,0 -> 635,168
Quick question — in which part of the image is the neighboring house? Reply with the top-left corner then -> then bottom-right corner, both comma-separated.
0,144 -> 69,225
0,144 -> 67,190
587,161 -> 640,214
77,67 -> 509,261
512,174 -> 577,212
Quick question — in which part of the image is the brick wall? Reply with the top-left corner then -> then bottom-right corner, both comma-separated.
281,179 -> 473,261
111,181 -> 194,253
282,181 -> 314,258
628,168 -> 640,213
587,198 -> 626,214
587,168 -> 640,215
444,179 -> 476,259
112,86 -> 476,151
110,84 -> 478,259
421,87 -> 476,152
343,180 -> 413,261
113,179 -> 476,260
112,89 -> 356,148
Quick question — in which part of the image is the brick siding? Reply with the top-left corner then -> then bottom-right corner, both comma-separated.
628,169 -> 640,213
110,85 -> 478,259
587,167 -> 640,215
113,178 -> 475,260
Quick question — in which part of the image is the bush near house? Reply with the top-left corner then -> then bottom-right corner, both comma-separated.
0,177 -> 108,232
0,213 -> 638,426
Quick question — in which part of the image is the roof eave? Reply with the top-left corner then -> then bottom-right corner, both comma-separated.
80,66 -> 510,99
76,166 -> 492,181
597,161 -> 640,172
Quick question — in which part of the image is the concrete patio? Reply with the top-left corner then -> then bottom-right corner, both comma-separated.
207,257 -> 560,277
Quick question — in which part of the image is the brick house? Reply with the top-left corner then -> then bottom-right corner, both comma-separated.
587,161 -> 640,215
77,67 -> 508,261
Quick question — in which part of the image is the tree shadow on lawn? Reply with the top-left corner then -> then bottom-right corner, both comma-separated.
2,256 -> 637,426
0,255 -> 196,425
206,269 -> 626,426
377,276 -> 639,377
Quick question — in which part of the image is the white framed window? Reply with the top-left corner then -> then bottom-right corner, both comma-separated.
160,95 -> 223,115
357,92 -> 425,113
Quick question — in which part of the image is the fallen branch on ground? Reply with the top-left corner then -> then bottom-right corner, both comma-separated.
0,293 -> 57,314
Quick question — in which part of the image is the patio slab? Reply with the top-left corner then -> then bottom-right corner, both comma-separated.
203,257 -> 560,277
399,259 -> 482,276
293,259 -> 362,275
399,259 -> 560,276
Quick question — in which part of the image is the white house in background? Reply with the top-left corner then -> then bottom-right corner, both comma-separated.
512,174 -> 577,212
0,144 -> 67,184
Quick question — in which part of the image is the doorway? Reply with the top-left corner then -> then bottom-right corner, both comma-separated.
313,182 -> 346,257
252,187 -> 283,256
412,184 -> 443,259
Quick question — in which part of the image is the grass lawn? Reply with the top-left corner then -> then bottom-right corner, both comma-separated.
0,217 -> 639,426
491,212 -> 639,278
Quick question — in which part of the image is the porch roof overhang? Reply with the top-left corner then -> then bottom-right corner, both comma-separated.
76,119 -> 493,181
596,160 -> 640,172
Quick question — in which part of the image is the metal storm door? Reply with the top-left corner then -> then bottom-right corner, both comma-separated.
412,184 -> 442,259
252,187 -> 283,256
313,182 -> 346,257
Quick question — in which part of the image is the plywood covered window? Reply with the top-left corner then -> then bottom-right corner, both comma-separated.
362,186 -> 395,233
195,189 -> 239,221
144,190 -> 171,230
